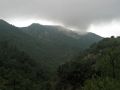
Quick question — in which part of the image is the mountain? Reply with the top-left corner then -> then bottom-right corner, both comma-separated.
22,23 -> 102,69
0,20 -> 119,90
22,23 -> 102,50
0,19 -> 102,71
0,20 -> 48,68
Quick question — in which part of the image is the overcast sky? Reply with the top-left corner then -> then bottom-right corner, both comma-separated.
0,0 -> 120,37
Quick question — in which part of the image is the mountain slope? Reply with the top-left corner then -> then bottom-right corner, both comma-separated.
22,24 -> 102,69
22,24 -> 102,50
0,20 -> 47,68
0,19 -> 102,71
55,37 -> 120,90
0,41 -> 48,90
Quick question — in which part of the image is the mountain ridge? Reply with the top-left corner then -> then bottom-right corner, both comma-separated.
0,19 -> 103,71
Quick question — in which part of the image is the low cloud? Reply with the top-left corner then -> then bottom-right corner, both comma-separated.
0,0 -> 120,32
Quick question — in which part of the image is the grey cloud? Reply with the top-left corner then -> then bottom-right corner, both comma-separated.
0,0 -> 120,31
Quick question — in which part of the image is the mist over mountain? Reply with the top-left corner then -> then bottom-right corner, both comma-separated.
21,22 -> 102,69
0,0 -> 120,89
22,23 -> 102,50
0,19 -> 102,71
2,18 -> 120,90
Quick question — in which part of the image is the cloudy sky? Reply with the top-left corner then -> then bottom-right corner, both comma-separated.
0,0 -> 120,37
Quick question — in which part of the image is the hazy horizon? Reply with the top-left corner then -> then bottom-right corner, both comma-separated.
0,0 -> 120,37
0,18 -> 118,38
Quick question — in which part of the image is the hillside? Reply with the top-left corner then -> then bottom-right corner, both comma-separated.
0,20 -> 48,68
22,23 -> 102,50
0,41 -> 48,90
55,37 -> 120,90
1,19 -> 120,90
0,19 -> 102,71
22,23 -> 102,69
1,31 -> 120,90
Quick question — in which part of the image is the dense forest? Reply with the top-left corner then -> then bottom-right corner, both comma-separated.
0,37 -> 120,90
0,41 -> 49,90
1,36 -> 120,90
54,37 -> 120,90
1,20 -> 120,90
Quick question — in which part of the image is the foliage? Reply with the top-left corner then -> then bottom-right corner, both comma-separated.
83,77 -> 120,90
55,37 -> 120,90
0,19 -> 102,72
0,41 -> 48,90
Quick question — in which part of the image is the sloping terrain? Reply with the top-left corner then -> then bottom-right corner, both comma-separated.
55,37 -> 120,90
0,19 -> 102,70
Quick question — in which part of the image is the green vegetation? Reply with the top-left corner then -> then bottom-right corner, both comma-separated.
55,37 -> 120,90
0,41 -> 48,90
0,19 -> 102,71
2,19 -> 116,90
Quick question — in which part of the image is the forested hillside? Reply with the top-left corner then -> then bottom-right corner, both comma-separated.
54,37 -> 120,90
1,19 -> 115,90
0,19 -> 102,71
0,41 -> 48,90
1,27 -> 120,90
0,0 -> 119,89
22,23 -> 102,70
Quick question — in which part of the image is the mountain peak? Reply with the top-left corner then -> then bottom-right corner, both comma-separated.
0,19 -> 14,28
0,19 -> 9,24
29,23 -> 43,27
